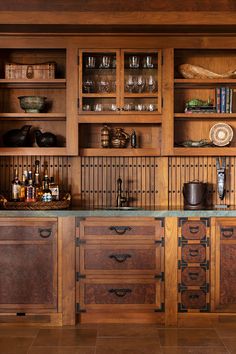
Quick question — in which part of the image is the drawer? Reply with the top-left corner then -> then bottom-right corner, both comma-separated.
180,290 -> 208,311
181,267 -> 206,286
80,244 -> 160,274
220,226 -> 236,240
79,218 -> 163,242
79,278 -> 160,308
181,244 -> 206,263
0,219 -> 57,241
181,221 -> 206,241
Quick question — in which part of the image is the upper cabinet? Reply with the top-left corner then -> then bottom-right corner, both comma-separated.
173,49 -> 236,156
78,49 -> 163,156
0,42 -> 78,156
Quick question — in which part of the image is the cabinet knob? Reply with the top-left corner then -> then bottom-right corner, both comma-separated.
38,228 -> 52,238
108,288 -> 132,297
189,249 -> 199,257
189,225 -> 200,234
188,272 -> 199,280
109,253 -> 131,263
189,294 -> 199,300
109,226 -> 131,235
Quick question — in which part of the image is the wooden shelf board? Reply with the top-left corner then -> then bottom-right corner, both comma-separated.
175,79 -> 236,85
78,114 -> 162,124
0,79 -> 66,88
174,113 -> 236,119
82,93 -> 116,98
0,147 -> 68,156
79,148 -> 161,156
0,113 -> 66,121
123,93 -> 158,98
174,147 -> 236,156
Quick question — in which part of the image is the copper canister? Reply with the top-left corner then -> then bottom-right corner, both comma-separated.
183,181 -> 207,210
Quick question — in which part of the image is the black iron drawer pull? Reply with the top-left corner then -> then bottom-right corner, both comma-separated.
109,288 -> 132,297
109,254 -> 131,263
189,294 -> 199,299
188,272 -> 199,280
38,228 -> 52,238
189,226 -> 200,234
189,249 -> 199,256
221,227 -> 234,238
109,226 -> 131,235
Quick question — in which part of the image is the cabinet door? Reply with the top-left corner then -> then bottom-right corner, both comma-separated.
120,49 -> 161,114
214,219 -> 236,312
0,219 -> 57,312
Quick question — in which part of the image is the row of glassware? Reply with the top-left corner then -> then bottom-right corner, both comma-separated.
84,55 -> 156,69
82,103 -> 157,112
83,75 -> 157,94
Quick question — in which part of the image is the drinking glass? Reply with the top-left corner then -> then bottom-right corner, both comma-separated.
146,103 -> 156,111
85,56 -> 96,68
136,75 -> 145,93
83,79 -> 94,93
100,56 -> 111,69
129,56 -> 140,68
124,103 -> 134,111
135,104 -> 145,111
125,75 -> 135,93
143,56 -> 154,68
146,75 -> 157,93
82,104 -> 91,111
94,103 -> 102,112
98,80 -> 110,93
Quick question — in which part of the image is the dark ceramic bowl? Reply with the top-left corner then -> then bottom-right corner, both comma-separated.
18,96 -> 47,113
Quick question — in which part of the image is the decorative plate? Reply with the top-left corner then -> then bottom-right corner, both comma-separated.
209,123 -> 233,146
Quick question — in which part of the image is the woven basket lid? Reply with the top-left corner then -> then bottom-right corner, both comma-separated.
209,123 -> 233,146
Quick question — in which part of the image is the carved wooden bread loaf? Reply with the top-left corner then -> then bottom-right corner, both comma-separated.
179,63 -> 236,79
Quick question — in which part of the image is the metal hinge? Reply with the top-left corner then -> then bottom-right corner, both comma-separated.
178,303 -> 188,312
155,272 -> 164,281
155,237 -> 164,247
200,217 -> 211,227
200,283 -> 209,293
76,303 -> 86,313
76,272 -> 86,281
76,238 -> 86,246
154,302 -> 165,312
200,260 -> 209,270
178,218 -> 187,227
155,217 -> 165,227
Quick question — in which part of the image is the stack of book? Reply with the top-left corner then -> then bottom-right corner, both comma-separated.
185,105 -> 216,113
216,87 -> 233,113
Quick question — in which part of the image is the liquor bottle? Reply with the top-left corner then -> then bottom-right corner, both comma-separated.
11,169 -> 21,202
20,171 -> 27,201
41,169 -> 52,202
131,129 -> 137,148
101,124 -> 110,148
25,171 -> 36,202
33,160 -> 42,200
49,177 -> 60,201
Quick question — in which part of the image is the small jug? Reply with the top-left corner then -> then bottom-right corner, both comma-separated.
110,128 -> 130,148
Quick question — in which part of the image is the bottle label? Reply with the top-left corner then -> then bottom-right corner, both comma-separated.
12,184 -> 21,200
50,186 -> 59,201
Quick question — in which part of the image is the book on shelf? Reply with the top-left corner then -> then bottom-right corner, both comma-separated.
185,106 -> 216,113
216,86 -> 233,113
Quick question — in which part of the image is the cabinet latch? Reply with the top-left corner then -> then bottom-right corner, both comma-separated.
155,272 -> 164,281
76,238 -> 86,246
155,237 -> 164,246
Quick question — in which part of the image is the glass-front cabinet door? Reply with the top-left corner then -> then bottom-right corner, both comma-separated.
78,50 -> 120,114
121,49 -> 161,114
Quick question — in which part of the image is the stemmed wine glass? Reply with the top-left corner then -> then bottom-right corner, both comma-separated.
125,75 -> 136,93
136,75 -> 145,93
146,75 -> 157,93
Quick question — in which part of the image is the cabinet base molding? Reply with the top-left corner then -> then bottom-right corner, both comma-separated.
0,313 -> 62,326
78,311 -> 164,324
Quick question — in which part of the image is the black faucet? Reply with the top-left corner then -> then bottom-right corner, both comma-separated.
116,177 -> 128,207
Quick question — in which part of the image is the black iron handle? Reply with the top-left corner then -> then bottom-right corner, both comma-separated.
109,253 -> 131,263
109,288 -> 132,297
189,226 -> 200,234
188,272 -> 199,280
189,249 -> 199,257
38,228 -> 52,238
189,294 -> 199,299
221,227 -> 234,238
109,226 -> 131,235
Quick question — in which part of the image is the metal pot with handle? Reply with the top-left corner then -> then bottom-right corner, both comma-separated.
183,180 -> 207,210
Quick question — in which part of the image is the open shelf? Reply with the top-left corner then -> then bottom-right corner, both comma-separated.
175,79 -> 236,86
0,79 -> 66,89
174,147 -> 236,156
78,114 -> 162,124
79,147 -> 161,156
174,113 -> 236,119
0,147 -> 68,156
0,113 -> 66,120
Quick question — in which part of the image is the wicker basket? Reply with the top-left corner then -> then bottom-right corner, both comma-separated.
5,62 -> 56,80
0,199 -> 70,210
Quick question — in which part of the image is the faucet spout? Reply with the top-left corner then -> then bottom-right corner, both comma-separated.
116,178 -> 128,207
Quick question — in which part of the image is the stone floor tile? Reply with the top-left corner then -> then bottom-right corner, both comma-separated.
95,338 -> 162,354
97,324 -> 160,337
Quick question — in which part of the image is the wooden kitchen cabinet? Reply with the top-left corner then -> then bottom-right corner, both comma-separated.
0,218 -> 58,313
212,218 -> 236,312
78,48 -> 162,156
76,217 -> 164,323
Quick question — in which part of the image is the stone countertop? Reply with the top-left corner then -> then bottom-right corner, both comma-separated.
0,206 -> 236,217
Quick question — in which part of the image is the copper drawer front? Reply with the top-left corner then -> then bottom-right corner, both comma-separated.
83,245 -> 156,271
83,225 -> 156,237
0,222 -> 56,241
182,244 -> 206,263
182,221 -> 206,241
181,267 -> 206,286
181,290 -> 207,310
220,226 -> 236,240
84,283 -> 156,305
